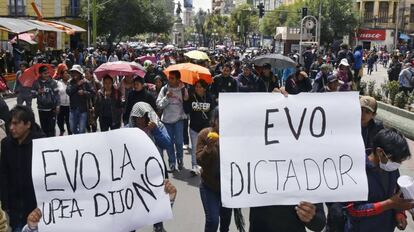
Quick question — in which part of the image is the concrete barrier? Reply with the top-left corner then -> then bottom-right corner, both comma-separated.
376,101 -> 414,140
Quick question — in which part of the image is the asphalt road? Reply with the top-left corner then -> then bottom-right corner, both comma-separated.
4,65 -> 414,232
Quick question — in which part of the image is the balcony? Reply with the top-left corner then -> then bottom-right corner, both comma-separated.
8,5 -> 26,16
66,6 -> 81,17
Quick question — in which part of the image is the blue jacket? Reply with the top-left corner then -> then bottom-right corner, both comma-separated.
353,50 -> 363,70
345,160 -> 400,232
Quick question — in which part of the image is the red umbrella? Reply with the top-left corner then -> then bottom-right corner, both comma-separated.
19,64 -> 55,87
94,61 -> 146,80
138,56 -> 157,64
10,33 -> 37,44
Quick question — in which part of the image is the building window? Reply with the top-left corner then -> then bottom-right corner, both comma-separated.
410,4 -> 414,23
364,2 -> 374,23
378,2 -> 389,23
393,2 -> 397,23
8,0 -> 25,16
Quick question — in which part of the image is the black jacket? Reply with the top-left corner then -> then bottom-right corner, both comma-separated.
0,124 -> 45,228
259,72 -> 280,92
249,204 -> 326,232
66,79 -> 95,113
0,97 -> 9,134
362,119 -> 384,152
184,93 -> 215,133
95,88 -> 123,124
123,89 -> 157,123
210,74 -> 238,103
237,73 -> 266,92
285,75 -> 312,95
31,78 -> 60,110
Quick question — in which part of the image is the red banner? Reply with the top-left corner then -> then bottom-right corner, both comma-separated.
357,29 -> 386,41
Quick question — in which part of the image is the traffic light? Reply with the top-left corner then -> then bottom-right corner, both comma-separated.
258,3 -> 265,18
302,7 -> 308,19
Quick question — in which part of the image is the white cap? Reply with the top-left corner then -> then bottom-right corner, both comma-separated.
340,58 -> 350,67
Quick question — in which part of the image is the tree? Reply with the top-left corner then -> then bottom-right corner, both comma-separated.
259,0 -> 357,45
84,0 -> 173,49
229,4 -> 259,44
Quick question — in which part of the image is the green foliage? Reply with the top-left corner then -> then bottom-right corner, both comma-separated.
85,0 -> 173,46
388,81 -> 400,105
381,81 -> 389,98
408,91 -> 414,105
259,0 -> 357,43
229,4 -> 259,41
373,89 -> 383,102
394,91 -> 408,109
367,81 -> 375,97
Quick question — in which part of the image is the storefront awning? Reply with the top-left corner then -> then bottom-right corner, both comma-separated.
0,17 -> 64,34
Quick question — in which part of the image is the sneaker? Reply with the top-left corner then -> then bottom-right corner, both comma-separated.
183,144 -> 189,150
169,163 -> 176,172
177,159 -> 184,170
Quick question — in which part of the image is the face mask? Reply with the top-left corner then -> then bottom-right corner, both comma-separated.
379,151 -> 401,172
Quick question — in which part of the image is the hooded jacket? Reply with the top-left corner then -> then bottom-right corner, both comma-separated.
31,78 -> 60,111
66,79 -> 95,113
0,124 -> 45,228
124,89 -> 156,124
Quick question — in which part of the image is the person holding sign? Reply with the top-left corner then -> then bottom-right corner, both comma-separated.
284,69 -> 312,95
0,106 -> 45,232
345,128 -> 413,232
22,180 -> 177,232
196,107 -> 243,232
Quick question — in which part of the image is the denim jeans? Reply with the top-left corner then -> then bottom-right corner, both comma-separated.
152,124 -> 176,167
189,128 -> 199,167
164,120 -> 184,165
69,108 -> 88,134
199,182 -> 232,232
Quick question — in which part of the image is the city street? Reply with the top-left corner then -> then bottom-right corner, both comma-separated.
3,65 -> 414,232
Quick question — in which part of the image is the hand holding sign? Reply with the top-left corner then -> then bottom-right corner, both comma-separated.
32,128 -> 173,232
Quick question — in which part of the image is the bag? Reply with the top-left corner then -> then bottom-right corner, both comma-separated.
86,98 -> 97,128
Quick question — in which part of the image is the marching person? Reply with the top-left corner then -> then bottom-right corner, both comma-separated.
345,128 -> 413,232
66,65 -> 95,134
157,70 -> 189,171
14,62 -> 32,109
336,58 -> 353,92
95,76 -> 123,131
210,63 -> 238,104
0,106 -> 45,232
237,63 -> 265,92
56,69 -> 72,136
360,96 -> 384,152
196,107 -> 239,232
84,68 -> 101,132
185,80 -> 215,175
285,69 -> 312,94
31,65 -> 60,137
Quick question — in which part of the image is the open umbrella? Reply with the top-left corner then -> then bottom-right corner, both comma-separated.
163,63 -> 212,85
184,50 -> 210,61
10,33 -> 37,45
19,63 -> 55,87
137,56 -> 157,64
253,53 -> 296,69
94,61 -> 145,80
163,45 -> 175,50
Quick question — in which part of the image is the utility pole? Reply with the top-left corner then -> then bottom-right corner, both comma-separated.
87,0 -> 91,47
394,0 -> 399,50
318,0 -> 322,46
92,0 -> 97,46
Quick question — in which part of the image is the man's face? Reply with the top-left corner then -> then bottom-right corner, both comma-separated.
168,75 -> 180,87
134,81 -> 144,91
328,81 -> 339,92
134,117 -> 146,130
10,118 -> 31,140
71,72 -> 81,81
243,67 -> 251,76
361,107 -> 375,126
222,67 -> 231,77
40,70 -> 49,80
263,68 -> 271,76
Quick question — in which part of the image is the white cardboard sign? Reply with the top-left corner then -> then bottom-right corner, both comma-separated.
32,128 -> 172,232
219,92 -> 368,208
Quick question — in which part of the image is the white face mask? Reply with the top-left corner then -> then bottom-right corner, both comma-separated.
379,151 -> 401,172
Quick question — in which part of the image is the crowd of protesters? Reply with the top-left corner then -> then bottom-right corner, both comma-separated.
0,41 -> 413,232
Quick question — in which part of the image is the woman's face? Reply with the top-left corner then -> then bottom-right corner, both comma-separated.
195,82 -> 206,96
62,70 -> 70,82
103,78 -> 113,90
155,79 -> 163,89
85,71 -> 92,80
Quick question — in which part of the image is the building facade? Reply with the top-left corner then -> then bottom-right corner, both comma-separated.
355,0 -> 414,50
0,0 -> 86,50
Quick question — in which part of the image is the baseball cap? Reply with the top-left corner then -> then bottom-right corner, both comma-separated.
69,65 -> 84,75
360,96 -> 377,113
339,58 -> 350,67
